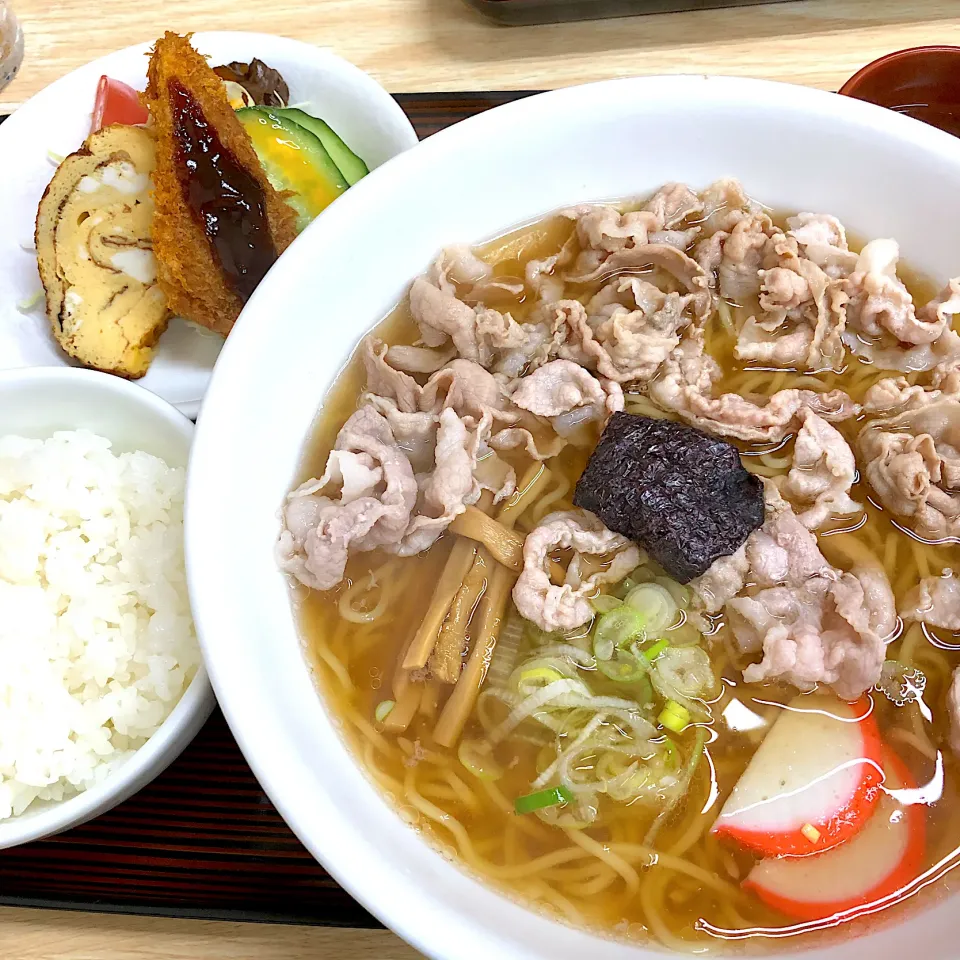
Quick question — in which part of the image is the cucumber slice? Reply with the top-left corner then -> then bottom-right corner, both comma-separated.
275,108 -> 369,186
236,107 -> 348,233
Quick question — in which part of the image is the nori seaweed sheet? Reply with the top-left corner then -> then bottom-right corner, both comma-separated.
573,413 -> 764,583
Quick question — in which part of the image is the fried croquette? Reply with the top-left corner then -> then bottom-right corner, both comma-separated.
144,32 -> 297,336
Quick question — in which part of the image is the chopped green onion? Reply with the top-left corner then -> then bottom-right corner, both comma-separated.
613,575 -> 641,600
593,607 -> 646,661
662,619 -> 703,647
645,727 -> 708,845
590,593 -> 623,614
596,651 -> 649,683
662,698 -> 690,719
595,751 -> 630,781
659,699 -> 691,733
517,666 -> 566,695
654,576 -> 691,609
652,646 -> 715,705
634,673 -> 655,709
487,609 -> 524,689
624,583 -> 677,634
374,700 -> 395,724
458,739 -> 504,781
642,638 -> 670,661
660,737 -> 679,769
598,752 -> 653,801
514,784 -> 573,815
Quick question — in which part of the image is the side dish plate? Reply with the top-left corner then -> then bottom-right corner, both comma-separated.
0,32 -> 417,417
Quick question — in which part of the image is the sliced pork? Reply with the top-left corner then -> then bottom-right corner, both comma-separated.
692,483 -> 894,698
565,205 -> 659,266
703,215 -> 850,372
717,214 -> 777,302
361,395 -> 438,473
409,274 -> 526,365
864,363 -> 960,415
500,299 -> 585,377
426,244 -> 523,302
842,241 -> 960,371
753,255 -> 846,371
949,669 -> 960,757
508,359 -> 609,417
699,178 -> 760,234
512,511 -> 641,632
398,407 -> 483,555
524,225 -> 577,303
579,277 -> 702,383
690,545 -> 749,617
567,242 -> 710,303
845,240 -> 942,343
644,182 -> 704,229
728,571 -> 889,700
431,244 -> 491,289
487,425 -> 567,461
363,340 -> 515,430
277,407 -> 418,590
690,483 -> 827,618
901,573 -> 960,630
420,358 -> 512,424
362,337 -> 421,413
857,565 -> 899,642
727,491 -> 893,698
778,409 -> 861,529
744,485 -> 833,586
785,213 -> 858,279
649,331 -> 857,443
385,343 -> 457,374
508,359 -> 621,439
859,399 -> 960,541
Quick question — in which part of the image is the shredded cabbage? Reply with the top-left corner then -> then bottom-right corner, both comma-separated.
16,290 -> 43,313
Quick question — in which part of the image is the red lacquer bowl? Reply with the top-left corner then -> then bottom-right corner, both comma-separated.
840,46 -> 960,137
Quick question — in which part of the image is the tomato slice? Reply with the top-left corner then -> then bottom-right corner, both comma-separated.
91,76 -> 149,133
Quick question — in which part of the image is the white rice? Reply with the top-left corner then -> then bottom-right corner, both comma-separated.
0,429 -> 199,819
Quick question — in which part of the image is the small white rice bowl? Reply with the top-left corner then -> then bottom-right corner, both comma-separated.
0,428 -> 198,819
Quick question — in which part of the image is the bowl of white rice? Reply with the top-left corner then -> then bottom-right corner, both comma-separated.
0,366 -> 213,848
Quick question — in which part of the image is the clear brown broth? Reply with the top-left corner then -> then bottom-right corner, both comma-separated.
294,206 -> 960,952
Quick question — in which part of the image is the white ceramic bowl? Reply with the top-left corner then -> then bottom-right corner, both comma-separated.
0,31 -> 419,417
186,76 -> 960,959
0,367 -> 214,849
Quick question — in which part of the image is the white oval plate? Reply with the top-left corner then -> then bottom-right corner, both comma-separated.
0,32 -> 418,418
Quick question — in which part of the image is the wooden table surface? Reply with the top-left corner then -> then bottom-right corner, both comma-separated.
4,0 -> 960,111
3,0 -> 960,958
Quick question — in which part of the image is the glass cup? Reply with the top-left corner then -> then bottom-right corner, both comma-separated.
0,2 -> 23,94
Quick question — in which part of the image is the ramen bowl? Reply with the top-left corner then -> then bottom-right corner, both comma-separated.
186,76 -> 960,959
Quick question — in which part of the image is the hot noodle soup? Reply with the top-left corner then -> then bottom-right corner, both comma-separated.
280,180 -> 960,952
